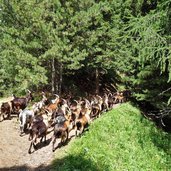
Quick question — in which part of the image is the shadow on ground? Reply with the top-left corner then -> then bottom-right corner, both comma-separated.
0,164 -> 51,171
51,154 -> 100,171
0,154 -> 100,171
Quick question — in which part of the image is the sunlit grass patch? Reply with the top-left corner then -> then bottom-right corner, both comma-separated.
52,103 -> 171,171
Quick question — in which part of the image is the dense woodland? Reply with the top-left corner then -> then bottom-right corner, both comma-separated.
0,0 -> 171,110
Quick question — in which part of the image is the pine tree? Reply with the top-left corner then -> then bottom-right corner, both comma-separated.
0,0 -> 47,94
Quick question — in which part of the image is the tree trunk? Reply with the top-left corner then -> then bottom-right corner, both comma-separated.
58,63 -> 63,96
95,68 -> 99,94
51,57 -> 56,93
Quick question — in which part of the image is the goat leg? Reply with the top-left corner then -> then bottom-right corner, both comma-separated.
43,134 -> 47,144
80,125 -> 84,135
66,129 -> 69,142
40,136 -> 43,143
7,112 -> 11,119
0,114 -> 3,122
52,135 -> 56,152
33,136 -> 38,150
75,126 -> 78,137
33,142 -> 37,150
61,130 -> 68,144
28,141 -> 33,154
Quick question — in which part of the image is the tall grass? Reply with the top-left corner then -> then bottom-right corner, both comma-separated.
52,103 -> 171,171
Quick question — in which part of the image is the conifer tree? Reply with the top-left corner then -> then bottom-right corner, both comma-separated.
0,0 -> 47,94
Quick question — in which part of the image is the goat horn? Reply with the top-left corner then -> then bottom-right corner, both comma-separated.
27,89 -> 31,93
44,109 -> 50,114
85,99 -> 91,106
73,100 -> 78,104
54,94 -> 59,98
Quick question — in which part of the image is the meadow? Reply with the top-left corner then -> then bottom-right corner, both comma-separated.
52,103 -> 171,171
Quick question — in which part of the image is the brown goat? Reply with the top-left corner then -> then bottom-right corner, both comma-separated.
90,95 -> 103,118
114,92 -> 125,104
28,114 -> 49,154
52,114 -> 73,152
90,103 -> 101,118
0,101 -> 12,121
102,93 -> 109,112
45,94 -> 60,114
75,113 -> 90,136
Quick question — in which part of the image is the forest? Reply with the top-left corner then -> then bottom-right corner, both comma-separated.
1,1 -> 171,170
0,0 -> 171,110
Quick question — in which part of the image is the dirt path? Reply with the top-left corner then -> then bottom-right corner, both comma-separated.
0,116 -> 78,171
0,117 -> 54,170
0,97 -> 74,171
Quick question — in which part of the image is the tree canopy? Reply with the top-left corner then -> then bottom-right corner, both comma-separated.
0,0 -> 171,109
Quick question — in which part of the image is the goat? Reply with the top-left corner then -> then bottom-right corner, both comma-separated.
102,93 -> 109,112
90,104 -> 101,118
114,92 -> 125,104
69,99 -> 83,130
91,95 -> 103,111
0,101 -> 12,121
75,112 -> 90,136
70,100 -> 82,119
32,91 -> 48,113
45,94 -> 60,114
80,98 -> 92,116
90,95 -> 103,118
51,94 -> 60,104
52,98 -> 71,118
108,93 -> 115,109
19,109 -> 35,136
28,114 -> 48,154
52,114 -> 73,152
11,90 -> 34,114
59,98 -> 71,115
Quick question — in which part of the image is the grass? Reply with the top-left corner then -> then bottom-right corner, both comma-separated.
51,103 -> 171,171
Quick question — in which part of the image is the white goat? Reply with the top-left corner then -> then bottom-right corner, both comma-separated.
19,109 -> 35,136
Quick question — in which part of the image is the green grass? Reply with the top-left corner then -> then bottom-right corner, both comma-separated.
51,103 -> 171,171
